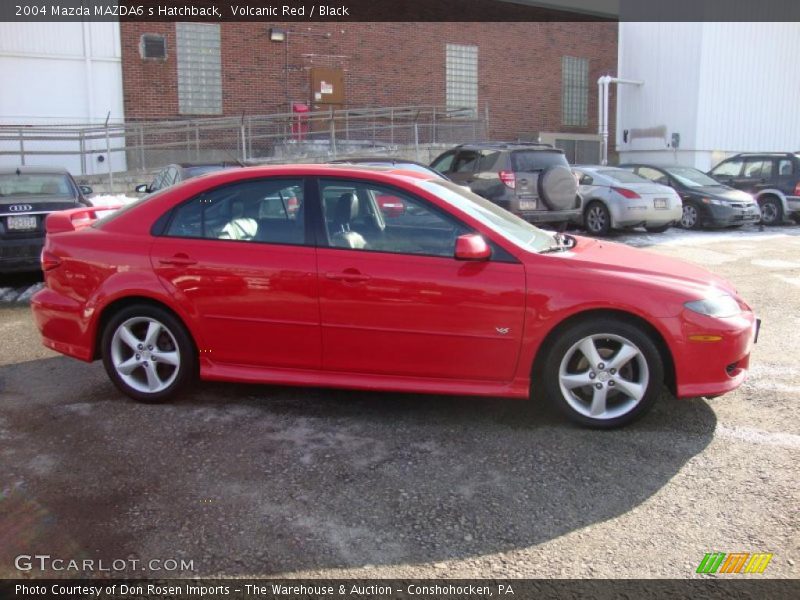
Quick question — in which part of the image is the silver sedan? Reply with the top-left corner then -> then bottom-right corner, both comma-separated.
574,166 -> 682,236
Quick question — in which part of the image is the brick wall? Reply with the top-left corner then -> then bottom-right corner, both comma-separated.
121,22 -> 617,142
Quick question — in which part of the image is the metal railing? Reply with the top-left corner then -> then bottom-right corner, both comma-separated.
0,105 -> 488,186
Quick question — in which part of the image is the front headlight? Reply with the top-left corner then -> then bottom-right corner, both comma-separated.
685,294 -> 741,318
700,197 -> 725,206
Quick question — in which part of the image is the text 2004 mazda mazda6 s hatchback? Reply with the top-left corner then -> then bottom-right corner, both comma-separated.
31,165 -> 759,428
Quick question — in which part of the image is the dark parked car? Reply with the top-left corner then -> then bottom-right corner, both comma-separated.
328,157 -> 452,180
619,164 -> 761,230
0,166 -> 92,273
707,152 -> 800,225
135,162 -> 240,194
431,142 -> 581,226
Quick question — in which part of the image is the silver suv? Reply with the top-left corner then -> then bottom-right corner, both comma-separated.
431,142 -> 581,226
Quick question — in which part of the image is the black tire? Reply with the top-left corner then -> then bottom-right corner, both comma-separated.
101,304 -> 196,403
538,165 -> 579,211
759,196 -> 783,226
680,202 -> 703,230
644,223 -> 671,233
583,201 -> 611,236
540,317 -> 664,429
792,214 -> 800,225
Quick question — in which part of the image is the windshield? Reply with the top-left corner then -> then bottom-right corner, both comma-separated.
598,169 -> 650,184
418,179 -> 555,252
664,167 -> 721,187
0,173 -> 76,197
511,150 -> 568,172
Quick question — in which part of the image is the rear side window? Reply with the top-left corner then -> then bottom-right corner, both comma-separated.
476,151 -> 501,172
600,169 -> 650,184
743,159 -> 773,179
511,151 -> 568,172
165,178 -> 305,245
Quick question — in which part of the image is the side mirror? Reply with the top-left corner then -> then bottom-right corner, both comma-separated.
454,234 -> 491,261
79,185 -> 93,195
135,184 -> 150,193
377,195 -> 406,218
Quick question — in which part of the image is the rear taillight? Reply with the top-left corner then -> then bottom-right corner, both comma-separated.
499,170 -> 516,189
611,186 -> 641,200
41,250 -> 61,272
794,182 -> 800,196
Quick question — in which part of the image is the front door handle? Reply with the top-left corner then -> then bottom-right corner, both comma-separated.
325,270 -> 371,283
159,253 -> 197,267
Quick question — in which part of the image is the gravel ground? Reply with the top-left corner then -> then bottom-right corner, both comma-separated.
0,224 -> 798,581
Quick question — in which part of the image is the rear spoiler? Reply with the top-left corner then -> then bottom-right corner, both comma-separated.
45,205 -> 124,234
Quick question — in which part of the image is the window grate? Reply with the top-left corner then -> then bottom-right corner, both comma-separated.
176,23 -> 222,116
446,44 -> 478,119
562,56 -> 589,127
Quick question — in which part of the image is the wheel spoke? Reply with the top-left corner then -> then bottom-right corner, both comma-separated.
118,325 -> 141,351
590,385 -> 608,417
151,350 -> 179,366
613,376 -> 645,401
143,321 -> 162,348
578,337 -> 603,368
609,343 -> 639,371
116,356 -> 139,375
143,364 -> 163,391
561,371 -> 594,390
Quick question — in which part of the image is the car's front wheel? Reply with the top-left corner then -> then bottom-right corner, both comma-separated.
680,202 -> 702,229
101,304 -> 196,402
542,318 -> 664,428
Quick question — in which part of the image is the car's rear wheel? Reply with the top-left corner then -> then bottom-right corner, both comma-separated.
542,318 -> 664,428
101,304 -> 196,403
644,223 -> 671,233
680,202 -> 702,229
759,196 -> 783,226
584,201 -> 611,236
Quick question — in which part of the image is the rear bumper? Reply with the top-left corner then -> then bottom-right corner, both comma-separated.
671,309 -> 758,399
785,195 -> 800,214
0,237 -> 43,272
517,209 -> 581,224
30,287 -> 94,361
611,204 -> 682,228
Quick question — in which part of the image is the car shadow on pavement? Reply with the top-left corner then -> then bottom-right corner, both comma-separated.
0,356 -> 716,577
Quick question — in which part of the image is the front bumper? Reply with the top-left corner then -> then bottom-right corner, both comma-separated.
703,202 -> 761,227
0,236 -> 43,272
671,308 -> 758,398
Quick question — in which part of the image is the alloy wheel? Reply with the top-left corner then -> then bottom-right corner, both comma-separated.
586,204 -> 608,234
558,333 -> 649,420
110,317 -> 181,394
680,204 -> 698,229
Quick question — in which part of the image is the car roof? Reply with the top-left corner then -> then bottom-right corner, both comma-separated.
0,165 -> 72,175
176,161 -> 241,169
328,157 -> 431,168
573,165 -> 626,171
170,163 -> 437,184
454,141 -> 559,151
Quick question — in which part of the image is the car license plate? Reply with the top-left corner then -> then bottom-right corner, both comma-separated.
654,198 -> 668,210
519,200 -> 536,210
7,215 -> 37,231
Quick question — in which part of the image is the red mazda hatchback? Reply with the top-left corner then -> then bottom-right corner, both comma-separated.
31,165 -> 759,428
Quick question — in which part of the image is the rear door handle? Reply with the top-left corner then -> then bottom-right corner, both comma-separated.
159,254 -> 197,266
325,271 -> 371,283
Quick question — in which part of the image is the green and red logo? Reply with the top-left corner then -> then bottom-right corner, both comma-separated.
696,552 -> 773,574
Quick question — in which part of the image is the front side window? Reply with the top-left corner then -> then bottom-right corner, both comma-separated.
431,151 -> 457,173
165,178 -> 305,245
452,151 -> 480,173
319,178 -> 467,258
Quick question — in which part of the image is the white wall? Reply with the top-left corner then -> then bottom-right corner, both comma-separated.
0,22 -> 126,175
617,22 -> 800,170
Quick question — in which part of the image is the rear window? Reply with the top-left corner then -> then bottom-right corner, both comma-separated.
0,173 -> 76,197
511,151 -> 568,172
599,169 -> 650,184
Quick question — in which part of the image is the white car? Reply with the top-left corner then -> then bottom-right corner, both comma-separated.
573,166 -> 682,235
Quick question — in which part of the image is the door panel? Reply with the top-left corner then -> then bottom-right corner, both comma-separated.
150,178 -> 321,369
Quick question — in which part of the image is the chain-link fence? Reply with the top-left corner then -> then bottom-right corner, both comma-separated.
0,105 -> 488,188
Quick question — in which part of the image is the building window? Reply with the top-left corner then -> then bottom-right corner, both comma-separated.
446,44 -> 478,118
176,23 -> 222,115
562,56 -> 589,127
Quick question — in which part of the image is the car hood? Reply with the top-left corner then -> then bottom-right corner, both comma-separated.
556,235 -> 736,298
685,186 -> 754,203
